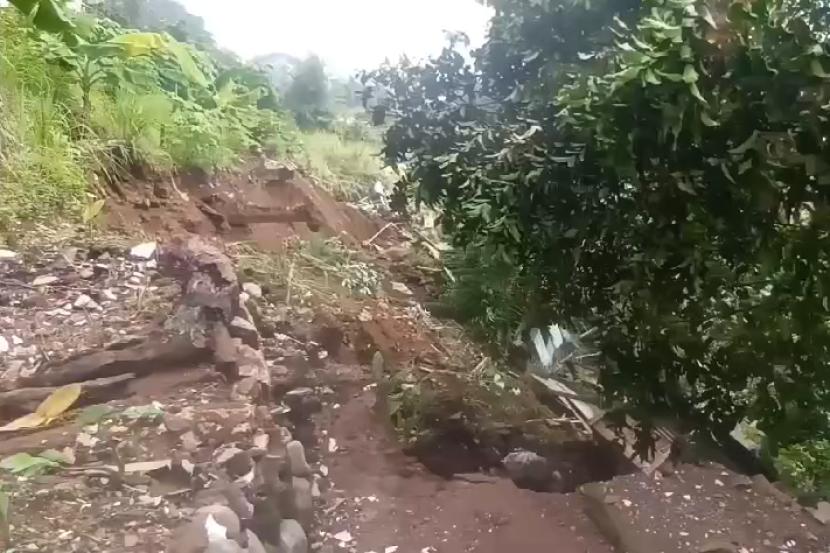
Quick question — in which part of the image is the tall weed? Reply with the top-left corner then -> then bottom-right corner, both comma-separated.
0,12 -> 88,225
300,130 -> 388,200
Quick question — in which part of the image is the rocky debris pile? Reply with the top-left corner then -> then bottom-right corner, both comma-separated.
0,240 -> 176,392
0,237 -> 334,553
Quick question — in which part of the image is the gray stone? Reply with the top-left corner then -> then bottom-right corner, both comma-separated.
286,441 -> 312,477
73,294 -> 101,310
244,530 -> 267,553
279,520 -> 308,553
291,477 -> 313,529
502,449 -> 554,491
242,282 -> 263,298
163,413 -> 192,434
230,316 -> 261,348
195,504 -> 242,537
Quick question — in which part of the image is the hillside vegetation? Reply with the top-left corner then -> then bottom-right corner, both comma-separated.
0,0 -> 385,230
367,0 -> 830,496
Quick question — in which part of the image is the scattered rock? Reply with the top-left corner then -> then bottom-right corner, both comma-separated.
164,413 -> 193,434
391,281 -> 413,296
102,288 -> 118,301
242,282 -> 262,298
284,388 -> 321,421
502,450 -> 555,491
279,520 -> 308,553
73,294 -> 101,310
0,249 -> 17,259
225,449 -> 254,479
130,241 -> 157,260
182,431 -> 202,452
287,440 -> 312,477
809,501 -> 830,525
195,505 -> 242,538
229,317 -> 260,348
32,275 -> 59,287
0,336 -> 8,354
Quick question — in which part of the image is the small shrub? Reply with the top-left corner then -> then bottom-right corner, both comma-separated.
776,440 -> 830,499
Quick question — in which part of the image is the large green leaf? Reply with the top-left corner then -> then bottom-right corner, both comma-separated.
8,0 -> 75,34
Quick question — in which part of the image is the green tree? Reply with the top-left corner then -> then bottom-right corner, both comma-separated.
285,55 -> 332,129
369,0 -> 830,456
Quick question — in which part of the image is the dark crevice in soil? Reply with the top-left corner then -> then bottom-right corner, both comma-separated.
408,425 -> 639,493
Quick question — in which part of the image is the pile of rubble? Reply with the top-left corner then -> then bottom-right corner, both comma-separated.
0,237 -> 328,553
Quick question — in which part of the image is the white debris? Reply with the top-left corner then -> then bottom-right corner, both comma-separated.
0,249 -> 17,259
333,530 -> 353,543
319,464 -> 329,477
0,336 -> 8,354
622,499 -> 633,507
385,547 -> 399,553
714,479 -> 725,487
73,294 -> 100,310
391,282 -> 413,296
11,336 -> 22,345
328,438 -> 339,453
204,514 -> 228,542
102,289 -> 118,301
32,275 -> 59,286
129,241 -> 157,260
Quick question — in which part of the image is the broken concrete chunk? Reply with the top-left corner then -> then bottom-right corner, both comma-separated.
229,316 -> 260,348
130,241 -> 157,260
279,519 -> 308,553
242,282 -> 263,299
287,440 -> 312,477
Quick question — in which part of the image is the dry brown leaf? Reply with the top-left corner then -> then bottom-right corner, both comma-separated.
0,413 -> 46,433
36,383 -> 82,422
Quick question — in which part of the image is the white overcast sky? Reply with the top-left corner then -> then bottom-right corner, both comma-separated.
177,0 -> 492,74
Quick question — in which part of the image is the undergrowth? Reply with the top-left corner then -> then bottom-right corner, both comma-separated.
299,127 -> 389,201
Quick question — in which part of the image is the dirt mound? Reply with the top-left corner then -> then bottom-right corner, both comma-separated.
105,162 -> 378,251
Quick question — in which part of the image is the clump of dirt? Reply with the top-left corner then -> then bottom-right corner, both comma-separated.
105,161 -> 379,252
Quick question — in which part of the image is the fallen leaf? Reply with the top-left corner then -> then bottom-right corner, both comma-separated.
77,405 -> 115,425
39,449 -> 73,465
37,383 -> 82,422
0,453 -> 60,476
0,412 -> 46,432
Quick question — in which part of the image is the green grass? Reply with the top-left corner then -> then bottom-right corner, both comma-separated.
299,130 -> 389,201
0,12 -> 89,227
